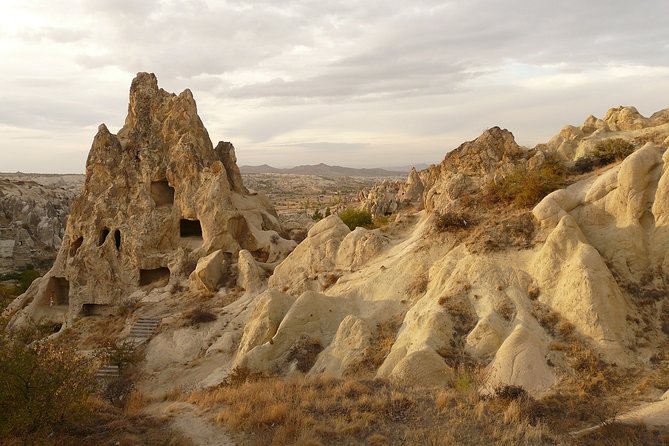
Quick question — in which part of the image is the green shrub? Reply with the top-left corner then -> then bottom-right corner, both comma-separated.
485,157 -> 566,208
573,138 -> 635,173
0,336 -> 98,438
572,155 -> 597,174
311,209 -> 323,221
592,138 -> 635,164
339,208 -> 373,230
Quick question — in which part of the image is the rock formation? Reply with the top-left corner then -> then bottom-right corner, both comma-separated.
232,122 -> 669,397
544,105 -> 669,160
0,177 -> 80,272
7,72 -> 295,326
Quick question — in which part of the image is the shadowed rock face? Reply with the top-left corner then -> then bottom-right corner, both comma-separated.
8,72 -> 294,325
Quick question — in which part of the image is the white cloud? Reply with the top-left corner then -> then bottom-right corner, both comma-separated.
1,0 -> 669,172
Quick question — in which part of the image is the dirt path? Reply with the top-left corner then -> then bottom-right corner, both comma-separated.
149,402 -> 236,446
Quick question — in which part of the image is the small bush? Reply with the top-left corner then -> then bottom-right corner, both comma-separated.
493,385 -> 528,402
182,307 -> 218,326
592,138 -> 635,164
485,157 -> 566,208
339,208 -> 373,230
94,339 -> 142,369
434,211 -> 473,231
0,336 -> 98,438
572,155 -> 597,174
311,209 -> 323,221
573,138 -> 635,173
19,268 -> 40,293
286,336 -> 323,372
101,374 -> 135,407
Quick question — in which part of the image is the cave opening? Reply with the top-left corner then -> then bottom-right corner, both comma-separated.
69,236 -> 83,257
150,180 -> 175,207
180,219 -> 203,238
98,228 -> 110,247
139,267 -> 171,287
44,277 -> 70,307
114,229 -> 121,250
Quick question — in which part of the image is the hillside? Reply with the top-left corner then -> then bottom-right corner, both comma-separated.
3,75 -> 669,445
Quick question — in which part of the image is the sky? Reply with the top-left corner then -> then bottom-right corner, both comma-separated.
1,0 -> 669,173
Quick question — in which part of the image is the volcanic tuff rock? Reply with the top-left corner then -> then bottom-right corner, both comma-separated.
233,123 -> 669,398
7,72 -> 295,326
544,105 -> 669,160
359,126 -> 534,215
0,177 -> 80,272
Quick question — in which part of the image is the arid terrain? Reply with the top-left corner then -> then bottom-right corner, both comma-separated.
2,74 -> 669,446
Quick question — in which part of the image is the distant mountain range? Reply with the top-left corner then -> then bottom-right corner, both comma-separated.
239,163 -> 410,177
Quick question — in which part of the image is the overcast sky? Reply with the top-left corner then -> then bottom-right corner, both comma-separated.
2,0 -> 669,173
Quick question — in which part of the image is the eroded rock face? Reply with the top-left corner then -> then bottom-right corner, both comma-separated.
7,72 -> 295,326
232,126 -> 668,396
0,177 -> 80,272
545,106 -> 669,160
360,127 -> 533,219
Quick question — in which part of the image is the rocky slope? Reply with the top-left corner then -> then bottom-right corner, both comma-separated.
233,118 -> 669,400
5,85 -> 669,439
0,174 -> 82,273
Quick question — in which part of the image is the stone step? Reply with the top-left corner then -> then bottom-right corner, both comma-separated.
96,365 -> 120,378
127,317 -> 161,341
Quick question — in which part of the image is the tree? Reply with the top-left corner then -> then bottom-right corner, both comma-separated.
0,329 -> 98,438
338,208 -> 373,230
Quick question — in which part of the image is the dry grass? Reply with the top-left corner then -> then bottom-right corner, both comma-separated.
187,374 -> 561,446
573,422 -> 669,446
405,272 -> 428,297
123,390 -> 148,417
181,307 -> 218,326
2,396 -> 192,446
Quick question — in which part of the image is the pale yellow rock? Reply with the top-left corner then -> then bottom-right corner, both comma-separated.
377,294 -> 453,380
236,291 -> 351,373
310,315 -> 372,377
234,290 -> 295,360
189,250 -> 226,292
237,249 -> 263,293
268,215 -> 350,294
544,106 -> 669,161
531,215 -> 630,356
485,324 -> 556,396
8,72 -> 293,328
388,349 -> 454,387
335,227 -> 389,271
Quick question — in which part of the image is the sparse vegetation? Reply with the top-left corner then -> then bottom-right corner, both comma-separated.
286,336 -> 323,372
0,266 -> 41,298
348,314 -> 403,374
184,374 -> 560,446
339,207 -> 373,230
573,138 -> 636,173
0,326 -> 98,440
434,211 -> 474,231
181,307 -> 218,326
311,208 -> 323,221
484,156 -> 567,207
